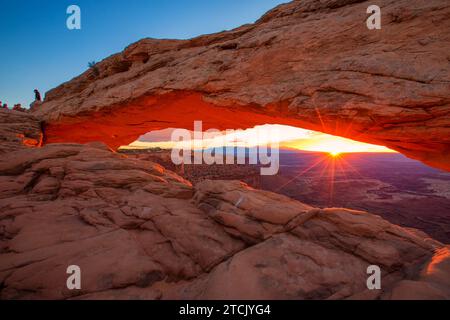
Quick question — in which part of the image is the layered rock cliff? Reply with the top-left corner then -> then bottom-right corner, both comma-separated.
31,0 -> 450,171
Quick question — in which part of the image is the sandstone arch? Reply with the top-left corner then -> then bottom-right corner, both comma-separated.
2,0 -> 450,300
32,0 -> 450,171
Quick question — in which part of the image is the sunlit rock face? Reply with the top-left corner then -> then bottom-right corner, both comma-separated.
33,0 -> 450,171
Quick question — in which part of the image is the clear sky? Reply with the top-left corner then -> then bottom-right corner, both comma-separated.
0,0 -> 286,107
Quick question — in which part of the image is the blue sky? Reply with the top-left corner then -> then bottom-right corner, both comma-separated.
0,0 -> 286,107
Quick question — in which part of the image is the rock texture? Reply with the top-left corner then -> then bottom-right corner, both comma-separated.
32,0 -> 450,171
0,143 -> 449,300
0,109 -> 42,154
1,0 -> 449,301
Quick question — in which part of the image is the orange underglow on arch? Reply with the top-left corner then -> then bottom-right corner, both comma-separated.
44,91 -> 396,157
44,91 -> 313,150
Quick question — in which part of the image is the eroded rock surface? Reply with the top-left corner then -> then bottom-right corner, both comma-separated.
0,109 -> 42,154
1,0 -> 449,301
0,143 -> 244,299
32,0 -> 450,171
0,144 -> 449,300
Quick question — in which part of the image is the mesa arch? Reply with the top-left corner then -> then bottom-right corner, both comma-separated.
32,0 -> 450,171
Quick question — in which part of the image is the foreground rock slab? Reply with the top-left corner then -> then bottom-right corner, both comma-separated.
0,144 -> 449,299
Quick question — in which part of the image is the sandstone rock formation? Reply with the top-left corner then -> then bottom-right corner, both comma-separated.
0,143 -> 449,300
31,0 -> 450,171
0,109 -> 42,154
1,0 -> 450,301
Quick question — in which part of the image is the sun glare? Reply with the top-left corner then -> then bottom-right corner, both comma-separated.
284,131 -> 396,154
121,124 -> 397,154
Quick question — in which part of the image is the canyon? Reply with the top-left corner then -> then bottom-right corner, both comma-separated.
1,0 -> 450,300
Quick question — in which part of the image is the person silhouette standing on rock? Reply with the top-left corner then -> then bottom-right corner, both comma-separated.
34,89 -> 41,102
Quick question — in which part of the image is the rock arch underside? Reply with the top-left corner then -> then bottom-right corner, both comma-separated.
1,0 -> 450,300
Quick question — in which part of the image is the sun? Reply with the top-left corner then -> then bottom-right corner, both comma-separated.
329,151 -> 341,157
